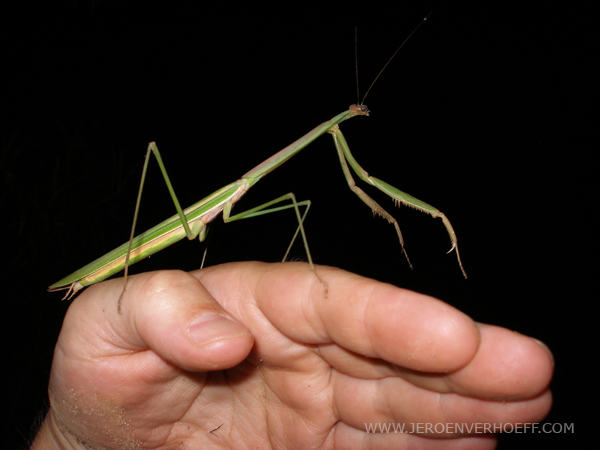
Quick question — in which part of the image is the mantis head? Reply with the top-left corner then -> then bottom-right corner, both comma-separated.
349,104 -> 370,117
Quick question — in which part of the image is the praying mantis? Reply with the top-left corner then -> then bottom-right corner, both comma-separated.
48,15 -> 467,303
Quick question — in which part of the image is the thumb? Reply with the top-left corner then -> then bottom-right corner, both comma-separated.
71,270 -> 254,372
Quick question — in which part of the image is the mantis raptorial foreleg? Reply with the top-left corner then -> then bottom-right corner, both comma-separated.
329,124 -> 467,278
329,126 -> 412,268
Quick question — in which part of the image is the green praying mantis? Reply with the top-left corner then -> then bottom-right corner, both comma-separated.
49,15 -> 467,305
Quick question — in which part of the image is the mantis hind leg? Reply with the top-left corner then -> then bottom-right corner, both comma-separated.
118,142 -> 201,313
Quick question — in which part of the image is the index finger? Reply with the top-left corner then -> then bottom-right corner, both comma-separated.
194,262 -> 480,373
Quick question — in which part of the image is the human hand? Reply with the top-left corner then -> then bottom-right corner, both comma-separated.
33,262 -> 553,449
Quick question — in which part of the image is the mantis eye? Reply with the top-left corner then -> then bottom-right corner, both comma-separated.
349,104 -> 370,114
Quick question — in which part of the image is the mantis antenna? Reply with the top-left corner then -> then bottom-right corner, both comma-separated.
358,12 -> 433,105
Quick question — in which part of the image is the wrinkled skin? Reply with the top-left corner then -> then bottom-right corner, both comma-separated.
34,262 -> 553,449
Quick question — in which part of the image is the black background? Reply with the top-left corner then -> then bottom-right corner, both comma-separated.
3,1 -> 592,448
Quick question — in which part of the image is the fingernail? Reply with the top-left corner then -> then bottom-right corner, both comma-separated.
532,337 -> 555,367
188,313 -> 248,346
